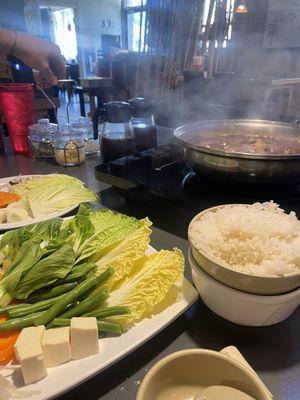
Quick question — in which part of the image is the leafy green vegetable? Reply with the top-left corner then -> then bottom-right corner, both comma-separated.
0,226 -> 31,268
0,203 -> 186,336
74,209 -> 143,264
0,241 -> 42,306
66,215 -> 95,257
77,203 -> 93,216
11,174 -> 98,218
15,244 -> 76,299
94,218 -> 152,291
0,218 -> 63,268
30,218 -> 63,246
107,248 -> 184,328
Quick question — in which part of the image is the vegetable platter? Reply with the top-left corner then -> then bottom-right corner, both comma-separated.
0,174 -> 98,230
0,205 -> 198,400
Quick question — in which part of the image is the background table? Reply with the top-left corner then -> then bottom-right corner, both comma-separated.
79,78 -> 114,117
0,151 -> 299,400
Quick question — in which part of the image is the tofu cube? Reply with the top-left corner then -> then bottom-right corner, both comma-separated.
0,374 -> 18,400
42,327 -> 71,367
18,341 -> 47,385
14,326 -> 45,361
0,209 -> 6,224
70,317 -> 99,360
6,207 -> 31,223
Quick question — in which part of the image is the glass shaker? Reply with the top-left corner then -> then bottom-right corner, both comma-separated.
28,118 -> 57,158
54,125 -> 85,166
128,97 -> 157,152
71,116 -> 100,155
93,101 -> 136,162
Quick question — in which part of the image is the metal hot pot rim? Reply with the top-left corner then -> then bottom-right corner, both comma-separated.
173,119 -> 300,185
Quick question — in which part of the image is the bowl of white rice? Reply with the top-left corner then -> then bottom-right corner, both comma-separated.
188,202 -> 300,295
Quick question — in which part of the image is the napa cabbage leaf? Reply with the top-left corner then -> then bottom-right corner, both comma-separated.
11,174 -> 98,218
94,218 -> 152,291
73,209 -> 142,264
106,248 -> 184,328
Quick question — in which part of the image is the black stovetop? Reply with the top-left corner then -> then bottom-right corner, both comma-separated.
95,144 -> 300,218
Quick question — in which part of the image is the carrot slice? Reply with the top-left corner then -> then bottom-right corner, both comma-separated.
0,316 -> 20,363
0,192 -> 20,208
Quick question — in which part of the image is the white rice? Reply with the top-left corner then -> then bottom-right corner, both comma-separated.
189,202 -> 300,276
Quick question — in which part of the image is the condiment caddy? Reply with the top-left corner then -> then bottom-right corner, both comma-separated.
36,80 -> 158,166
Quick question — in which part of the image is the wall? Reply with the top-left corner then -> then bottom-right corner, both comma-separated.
34,0 -> 122,75
0,0 -> 26,31
77,0 -> 122,52
231,0 -> 300,78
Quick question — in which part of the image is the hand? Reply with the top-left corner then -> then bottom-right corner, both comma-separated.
13,32 -> 65,86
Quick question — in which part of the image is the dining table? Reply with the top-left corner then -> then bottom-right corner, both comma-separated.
0,145 -> 300,400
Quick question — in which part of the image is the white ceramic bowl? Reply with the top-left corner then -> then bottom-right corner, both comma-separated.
188,204 -> 300,295
189,248 -> 300,326
136,349 -> 272,400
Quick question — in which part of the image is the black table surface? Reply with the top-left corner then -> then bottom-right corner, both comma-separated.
0,150 -> 300,400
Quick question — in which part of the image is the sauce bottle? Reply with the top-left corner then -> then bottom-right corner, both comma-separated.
128,97 -> 157,152
93,101 -> 136,162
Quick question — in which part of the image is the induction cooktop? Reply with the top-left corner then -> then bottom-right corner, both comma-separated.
95,144 -> 300,216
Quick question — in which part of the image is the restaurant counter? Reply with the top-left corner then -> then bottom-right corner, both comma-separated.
0,151 -> 299,400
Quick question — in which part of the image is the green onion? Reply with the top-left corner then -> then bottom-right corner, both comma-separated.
0,312 -> 43,331
50,318 -> 122,335
83,306 -> 130,319
34,267 -> 113,326
59,290 -> 109,319
8,293 -> 71,319
27,282 -> 78,303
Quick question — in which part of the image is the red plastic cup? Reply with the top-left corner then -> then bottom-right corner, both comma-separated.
0,83 -> 34,155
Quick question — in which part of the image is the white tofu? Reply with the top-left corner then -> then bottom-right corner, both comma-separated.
18,341 -> 47,385
0,373 -> 15,400
70,317 -> 99,360
14,326 -> 45,361
6,207 -> 31,222
0,209 -> 6,224
42,327 -> 71,368
6,200 -> 29,211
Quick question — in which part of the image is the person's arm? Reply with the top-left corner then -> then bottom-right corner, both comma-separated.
0,29 -> 65,86
0,29 -> 17,55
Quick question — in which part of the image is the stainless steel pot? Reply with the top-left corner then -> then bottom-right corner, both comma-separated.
174,119 -> 300,185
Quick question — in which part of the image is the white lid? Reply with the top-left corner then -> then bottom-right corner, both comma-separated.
38,118 -> 50,124
74,117 -> 92,126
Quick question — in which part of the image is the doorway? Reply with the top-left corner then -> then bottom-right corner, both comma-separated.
40,5 -> 81,81
48,7 -> 78,62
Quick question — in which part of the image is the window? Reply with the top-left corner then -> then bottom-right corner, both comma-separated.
201,0 -> 236,48
124,0 -> 147,52
50,8 -> 78,60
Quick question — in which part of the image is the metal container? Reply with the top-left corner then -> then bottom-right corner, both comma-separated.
174,119 -> 300,185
